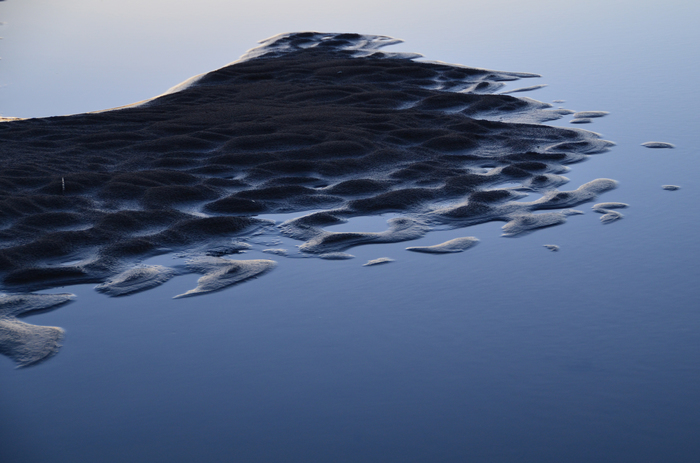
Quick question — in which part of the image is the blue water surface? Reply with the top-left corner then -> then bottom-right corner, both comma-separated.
1,1 -> 699,462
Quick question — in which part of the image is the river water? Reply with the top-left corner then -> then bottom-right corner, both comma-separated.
1,1 -> 699,462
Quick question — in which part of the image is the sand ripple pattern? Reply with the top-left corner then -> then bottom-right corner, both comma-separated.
0,32 -> 617,365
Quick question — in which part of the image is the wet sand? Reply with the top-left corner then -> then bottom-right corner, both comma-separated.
0,32 -> 617,365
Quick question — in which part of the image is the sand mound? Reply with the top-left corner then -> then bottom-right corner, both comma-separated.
0,293 -> 74,367
0,32 -> 617,365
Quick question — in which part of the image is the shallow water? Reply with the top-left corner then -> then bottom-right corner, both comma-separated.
2,1 -> 700,463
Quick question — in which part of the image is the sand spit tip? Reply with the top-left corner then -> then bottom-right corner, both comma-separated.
95,265 -> 177,297
363,257 -> 394,267
570,111 -> 608,124
500,84 -> 548,95
592,202 -> 628,224
573,111 -> 609,119
173,258 -> 277,298
319,252 -> 355,260
0,293 -> 75,367
592,202 -> 628,212
406,237 -> 479,254
642,141 -> 675,149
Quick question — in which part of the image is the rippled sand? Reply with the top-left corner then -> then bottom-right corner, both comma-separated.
0,32 -> 618,366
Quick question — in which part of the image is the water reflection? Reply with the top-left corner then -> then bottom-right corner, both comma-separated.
1,1 -> 699,462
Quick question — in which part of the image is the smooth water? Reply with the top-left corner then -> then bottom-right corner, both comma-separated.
2,1 -> 700,462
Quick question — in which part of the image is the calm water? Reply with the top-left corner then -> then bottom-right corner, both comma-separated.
2,1 -> 700,462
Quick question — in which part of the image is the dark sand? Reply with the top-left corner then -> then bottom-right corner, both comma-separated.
0,32 -> 616,365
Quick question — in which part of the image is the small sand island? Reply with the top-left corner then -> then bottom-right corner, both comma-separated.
641,141 -> 675,149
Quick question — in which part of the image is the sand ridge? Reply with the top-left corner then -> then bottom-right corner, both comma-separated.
0,32 -> 617,366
